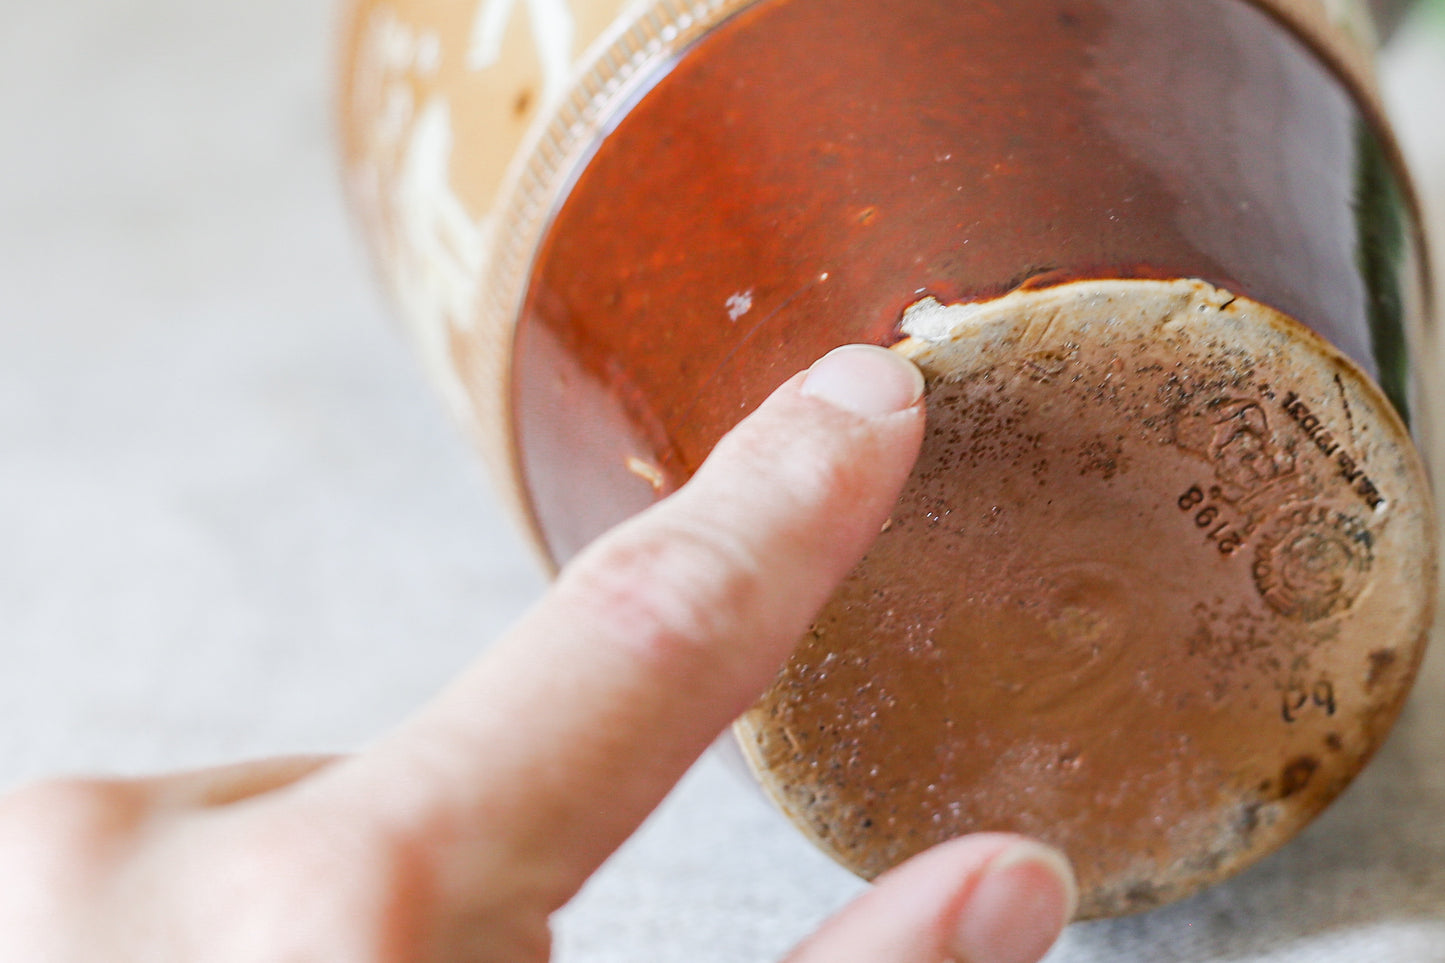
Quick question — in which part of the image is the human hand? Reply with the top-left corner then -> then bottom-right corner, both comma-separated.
0,345 -> 1075,963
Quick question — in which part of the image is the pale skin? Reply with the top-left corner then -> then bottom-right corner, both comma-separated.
0,345 -> 1076,963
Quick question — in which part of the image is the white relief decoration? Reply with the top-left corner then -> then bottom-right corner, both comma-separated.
393,98 -> 497,396
414,31 -> 442,76
1316,0 -> 1377,46
469,0 -> 577,105
350,7 -> 495,420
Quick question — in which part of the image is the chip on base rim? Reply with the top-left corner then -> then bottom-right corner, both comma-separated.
734,278 -> 1435,919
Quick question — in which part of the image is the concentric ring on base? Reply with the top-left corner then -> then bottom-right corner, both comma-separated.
734,278 -> 1435,918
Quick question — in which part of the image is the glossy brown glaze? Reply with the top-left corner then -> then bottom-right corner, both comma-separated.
507,0 -> 1432,916
514,0 -> 1420,560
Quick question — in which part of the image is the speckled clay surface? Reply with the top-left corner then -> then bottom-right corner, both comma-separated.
735,280 -> 1435,917
7,0 -> 1445,958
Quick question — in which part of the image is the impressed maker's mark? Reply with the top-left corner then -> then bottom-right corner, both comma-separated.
1281,391 -> 1384,510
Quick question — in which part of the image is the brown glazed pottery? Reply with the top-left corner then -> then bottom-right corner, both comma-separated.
338,0 -> 1438,917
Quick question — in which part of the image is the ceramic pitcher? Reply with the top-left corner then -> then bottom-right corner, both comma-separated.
337,0 -> 1437,917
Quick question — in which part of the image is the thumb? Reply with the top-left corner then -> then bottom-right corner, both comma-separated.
786,835 -> 1077,963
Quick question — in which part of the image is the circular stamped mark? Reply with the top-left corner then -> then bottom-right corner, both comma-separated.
734,278 -> 1435,920
1253,506 -> 1374,622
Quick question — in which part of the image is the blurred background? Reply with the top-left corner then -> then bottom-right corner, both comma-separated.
1,3 -> 1443,960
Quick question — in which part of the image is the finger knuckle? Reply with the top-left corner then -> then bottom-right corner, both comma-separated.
0,777 -> 147,851
562,514 -> 761,673
0,778 -> 153,918
216,811 -> 430,963
716,419 -> 862,508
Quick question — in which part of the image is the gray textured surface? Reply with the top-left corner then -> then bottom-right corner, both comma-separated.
2,3 -> 1443,960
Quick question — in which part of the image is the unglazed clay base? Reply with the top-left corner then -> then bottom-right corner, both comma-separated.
734,279 -> 1435,919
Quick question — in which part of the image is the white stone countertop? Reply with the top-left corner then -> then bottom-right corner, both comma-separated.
2,3 -> 1443,960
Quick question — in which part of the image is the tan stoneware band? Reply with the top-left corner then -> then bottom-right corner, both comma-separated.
339,0 -> 766,554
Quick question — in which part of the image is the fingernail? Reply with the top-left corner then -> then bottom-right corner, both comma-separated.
952,841 -> 1077,963
800,344 -> 925,417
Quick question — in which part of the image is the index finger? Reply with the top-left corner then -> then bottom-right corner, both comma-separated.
316,345 -> 925,907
